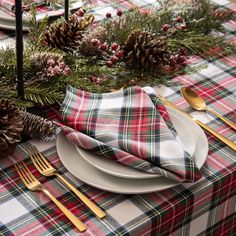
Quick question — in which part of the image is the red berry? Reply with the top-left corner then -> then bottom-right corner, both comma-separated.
106,12 -> 112,18
177,55 -> 187,65
95,77 -> 102,84
180,24 -> 187,30
115,50 -> 124,58
162,24 -> 170,31
91,38 -> 101,46
106,60 -> 113,67
117,9 -> 123,17
111,56 -> 119,64
111,42 -> 119,51
100,42 -> 108,51
176,16 -> 183,23
161,65 -> 172,73
76,8 -> 84,17
90,76 -> 97,82
169,55 -> 177,66
179,47 -> 188,56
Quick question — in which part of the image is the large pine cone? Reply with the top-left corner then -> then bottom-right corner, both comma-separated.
41,14 -> 94,51
0,99 -> 23,158
123,30 -> 170,71
21,111 -> 61,142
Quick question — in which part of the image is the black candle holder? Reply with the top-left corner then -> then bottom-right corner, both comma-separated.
15,0 -> 24,99
15,1 -> 70,100
65,0 -> 69,21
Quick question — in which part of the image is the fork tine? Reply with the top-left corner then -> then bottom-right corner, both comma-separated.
14,163 -> 29,186
19,161 -> 34,184
19,161 -> 33,183
32,146 -> 50,168
15,162 -> 32,185
20,160 -> 36,182
34,152 -> 49,169
28,147 -> 46,171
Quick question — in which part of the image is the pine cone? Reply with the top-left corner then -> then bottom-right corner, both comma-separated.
30,52 -> 71,80
41,15 -> 94,51
21,111 -> 61,142
30,52 -> 58,70
0,99 -> 23,158
123,30 -> 170,71
79,39 -> 101,56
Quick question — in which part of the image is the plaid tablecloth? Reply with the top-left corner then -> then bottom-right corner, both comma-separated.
0,1 -> 236,236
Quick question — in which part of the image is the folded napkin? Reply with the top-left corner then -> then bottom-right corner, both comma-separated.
60,86 -> 202,182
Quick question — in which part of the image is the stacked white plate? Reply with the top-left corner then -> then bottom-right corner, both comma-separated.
56,106 -> 208,194
0,2 -> 82,30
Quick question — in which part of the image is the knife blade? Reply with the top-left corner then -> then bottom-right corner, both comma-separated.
158,95 -> 236,152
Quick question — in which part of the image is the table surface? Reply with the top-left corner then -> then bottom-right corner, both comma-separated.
0,1 -> 236,236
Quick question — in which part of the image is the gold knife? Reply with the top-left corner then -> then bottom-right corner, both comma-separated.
158,95 -> 236,152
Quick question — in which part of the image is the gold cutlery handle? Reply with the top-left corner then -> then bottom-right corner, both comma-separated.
56,173 -> 106,219
207,107 -> 236,131
42,188 -> 87,232
158,95 -> 236,152
194,119 -> 236,151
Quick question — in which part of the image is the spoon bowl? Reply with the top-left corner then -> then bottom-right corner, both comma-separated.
181,87 -> 236,131
181,87 -> 207,111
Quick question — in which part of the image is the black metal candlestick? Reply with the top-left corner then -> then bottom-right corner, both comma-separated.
15,0 -> 24,99
65,0 -> 69,21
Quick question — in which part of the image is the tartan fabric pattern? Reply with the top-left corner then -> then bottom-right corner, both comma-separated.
0,0 -> 236,235
60,86 -> 202,183
0,141 -> 235,236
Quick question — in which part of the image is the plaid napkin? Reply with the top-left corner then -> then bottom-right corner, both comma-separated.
60,86 -> 202,183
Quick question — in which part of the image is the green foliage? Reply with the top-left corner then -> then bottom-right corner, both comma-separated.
26,7 -> 49,50
1,0 -> 236,108
167,32 -> 236,56
0,47 -> 16,81
101,0 -> 235,45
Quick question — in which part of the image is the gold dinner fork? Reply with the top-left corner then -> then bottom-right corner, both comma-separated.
14,160 -> 87,232
28,146 -> 106,219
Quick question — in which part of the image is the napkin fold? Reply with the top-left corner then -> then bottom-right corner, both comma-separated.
60,86 -> 202,183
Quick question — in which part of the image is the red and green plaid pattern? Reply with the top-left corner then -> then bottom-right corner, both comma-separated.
60,86 -> 202,183
0,138 -> 235,236
1,0 -> 236,235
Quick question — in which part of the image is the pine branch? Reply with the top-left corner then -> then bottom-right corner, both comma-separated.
167,33 -> 236,57
24,85 -> 64,106
0,47 -> 16,81
26,6 -> 49,50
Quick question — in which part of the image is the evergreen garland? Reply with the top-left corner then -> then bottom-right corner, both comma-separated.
0,0 -> 236,107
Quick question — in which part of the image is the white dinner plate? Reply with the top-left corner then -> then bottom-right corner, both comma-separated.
76,107 -> 196,179
0,8 -> 30,30
56,107 -> 208,194
0,2 -> 82,31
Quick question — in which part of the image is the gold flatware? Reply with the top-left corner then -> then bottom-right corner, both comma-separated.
28,146 -> 106,219
14,160 -> 87,232
158,95 -> 236,152
181,87 -> 236,131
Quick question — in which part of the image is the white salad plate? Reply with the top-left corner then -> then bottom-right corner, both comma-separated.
76,107 -> 196,179
56,106 -> 208,194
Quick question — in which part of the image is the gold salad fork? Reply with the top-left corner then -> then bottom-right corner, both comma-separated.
14,160 -> 87,232
28,146 -> 106,219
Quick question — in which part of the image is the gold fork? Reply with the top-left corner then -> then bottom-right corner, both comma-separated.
28,146 -> 106,219
14,160 -> 87,232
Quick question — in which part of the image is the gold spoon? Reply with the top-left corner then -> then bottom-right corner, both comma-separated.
181,87 -> 236,131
